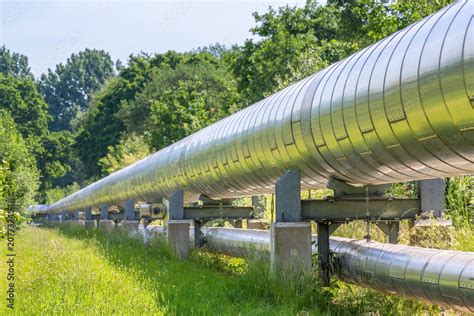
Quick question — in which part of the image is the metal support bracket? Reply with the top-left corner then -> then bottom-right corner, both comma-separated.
275,170 -> 301,222
301,197 -> 420,222
165,190 -> 184,220
182,205 -> 254,220
84,207 -> 92,220
317,221 -> 340,286
328,177 -> 389,197
376,221 -> 400,244
100,204 -> 109,220
418,178 -> 445,217
194,220 -> 207,247
124,199 -> 137,220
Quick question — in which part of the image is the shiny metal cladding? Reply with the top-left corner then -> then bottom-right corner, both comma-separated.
201,227 -> 474,313
49,1 -> 473,213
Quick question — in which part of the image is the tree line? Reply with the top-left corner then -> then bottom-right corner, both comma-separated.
1,0 -> 471,226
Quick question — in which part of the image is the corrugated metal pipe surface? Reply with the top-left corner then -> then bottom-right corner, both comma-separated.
49,0 -> 473,213
201,227 -> 474,313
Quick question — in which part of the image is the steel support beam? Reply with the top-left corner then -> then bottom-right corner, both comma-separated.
376,222 -> 400,244
275,170 -> 301,222
84,207 -> 92,220
166,190 -> 190,259
124,199 -> 136,220
418,178 -> 445,217
166,190 -> 184,220
100,204 -> 109,220
182,206 -> 253,220
317,222 -> 330,286
194,220 -> 205,247
301,198 -> 420,222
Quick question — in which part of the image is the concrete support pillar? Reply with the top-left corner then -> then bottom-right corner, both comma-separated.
271,170 -> 312,277
418,178 -> 445,217
74,210 -> 79,221
165,190 -> 190,259
82,220 -> 96,230
271,222 -> 312,274
117,220 -> 139,231
376,222 -> 399,244
167,220 -> 190,259
98,220 -> 115,231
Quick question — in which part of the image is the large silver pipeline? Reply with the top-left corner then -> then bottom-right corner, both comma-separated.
200,227 -> 474,313
49,0 -> 473,213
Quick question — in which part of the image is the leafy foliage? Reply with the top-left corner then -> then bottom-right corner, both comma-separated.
0,71 -> 74,199
45,182 -> 80,205
0,73 -> 49,142
0,111 -> 39,212
446,176 -> 473,227
0,45 -> 33,79
99,134 -> 151,175
129,54 -> 238,150
39,49 -> 115,131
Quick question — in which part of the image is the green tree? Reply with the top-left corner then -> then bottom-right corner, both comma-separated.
99,134 -> 150,175
0,72 -> 74,199
45,182 -> 80,205
120,52 -> 238,149
446,176 -> 474,228
329,0 -> 454,48
0,110 -> 39,212
230,0 -> 453,106
0,45 -> 33,79
39,49 -> 115,131
147,61 -> 238,149
0,73 -> 49,143
229,2 -> 350,105
74,52 -> 180,178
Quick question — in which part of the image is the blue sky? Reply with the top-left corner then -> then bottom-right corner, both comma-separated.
1,0 -> 305,77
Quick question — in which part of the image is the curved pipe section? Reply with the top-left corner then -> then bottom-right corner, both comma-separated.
202,227 -> 474,313
49,0 -> 474,213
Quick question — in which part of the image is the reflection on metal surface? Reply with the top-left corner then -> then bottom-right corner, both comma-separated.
200,227 -> 474,313
49,1 -> 473,213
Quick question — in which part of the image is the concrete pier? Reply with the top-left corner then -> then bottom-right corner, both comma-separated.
117,220 -> 139,231
98,220 -> 115,231
270,222 -> 312,275
80,219 -> 96,230
167,220 -> 190,259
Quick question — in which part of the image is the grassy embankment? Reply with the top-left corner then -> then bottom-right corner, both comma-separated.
1,223 -> 471,315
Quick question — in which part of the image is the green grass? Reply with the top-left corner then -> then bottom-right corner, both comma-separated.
0,224 -> 464,315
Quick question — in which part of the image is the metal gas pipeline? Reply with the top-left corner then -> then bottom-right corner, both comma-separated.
48,0 -> 474,214
201,227 -> 474,313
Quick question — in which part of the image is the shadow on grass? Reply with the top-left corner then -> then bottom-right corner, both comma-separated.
44,223 -> 324,315
43,223 -> 436,315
